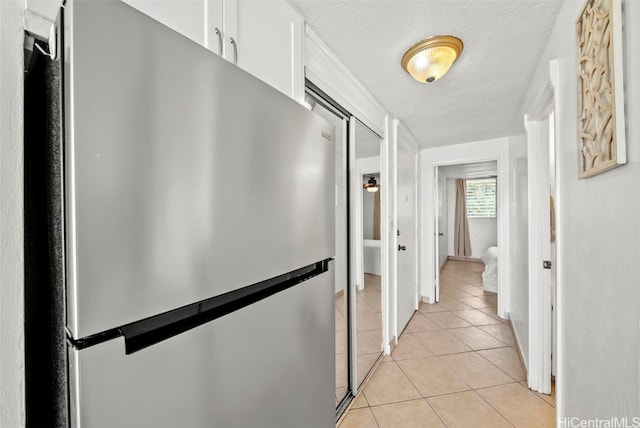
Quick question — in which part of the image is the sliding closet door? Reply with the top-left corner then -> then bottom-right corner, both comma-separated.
349,118 -> 383,393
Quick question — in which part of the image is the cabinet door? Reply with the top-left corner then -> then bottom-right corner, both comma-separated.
234,0 -> 304,101
122,0 -> 206,46
205,0 -> 225,56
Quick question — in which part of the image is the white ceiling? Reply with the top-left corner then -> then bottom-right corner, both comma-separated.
292,0 -> 564,149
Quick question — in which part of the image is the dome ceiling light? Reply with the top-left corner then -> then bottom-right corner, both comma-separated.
401,35 -> 463,83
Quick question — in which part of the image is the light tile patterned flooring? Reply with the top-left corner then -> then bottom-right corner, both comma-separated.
338,260 -> 556,428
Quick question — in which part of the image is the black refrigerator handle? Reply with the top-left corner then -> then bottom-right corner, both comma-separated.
68,259 -> 331,355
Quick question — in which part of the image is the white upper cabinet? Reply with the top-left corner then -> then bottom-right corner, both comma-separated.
234,0 -> 304,101
119,0 -> 303,101
122,0 -> 207,46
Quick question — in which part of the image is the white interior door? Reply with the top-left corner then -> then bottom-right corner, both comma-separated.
433,166 -> 441,303
548,111 -> 557,378
526,113 -> 552,394
436,168 -> 448,273
396,140 -> 418,332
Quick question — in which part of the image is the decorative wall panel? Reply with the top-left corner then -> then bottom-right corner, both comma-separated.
576,0 -> 626,178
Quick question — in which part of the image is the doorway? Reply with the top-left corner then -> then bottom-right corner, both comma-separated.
435,162 -> 499,303
421,144 -> 510,321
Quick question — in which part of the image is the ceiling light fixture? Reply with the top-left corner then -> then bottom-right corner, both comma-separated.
401,35 -> 463,83
363,176 -> 379,193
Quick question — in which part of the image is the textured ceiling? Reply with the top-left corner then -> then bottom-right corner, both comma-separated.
292,0 -> 564,148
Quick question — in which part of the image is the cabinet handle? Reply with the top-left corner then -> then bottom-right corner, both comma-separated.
214,27 -> 222,56
229,37 -> 238,65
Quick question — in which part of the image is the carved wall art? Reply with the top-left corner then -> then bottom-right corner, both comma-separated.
576,0 -> 626,178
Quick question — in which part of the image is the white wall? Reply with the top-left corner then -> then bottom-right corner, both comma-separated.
522,0 -> 640,419
362,186 -> 382,275
362,188 -> 374,239
363,245 -> 382,276
446,179 -> 497,259
420,137 -> 510,318
0,1 -> 25,427
507,134 -> 529,368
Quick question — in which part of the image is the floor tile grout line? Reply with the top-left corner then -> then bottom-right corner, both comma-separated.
431,349 -> 512,393
467,388 -> 518,428
469,349 -> 520,384
477,382 -> 557,410
392,355 -> 476,408
361,396 -> 453,428
364,405 -> 382,428
518,381 -> 557,409
420,397 -> 450,428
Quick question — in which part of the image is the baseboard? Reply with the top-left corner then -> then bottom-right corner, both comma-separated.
506,313 -> 528,376
447,255 -> 483,263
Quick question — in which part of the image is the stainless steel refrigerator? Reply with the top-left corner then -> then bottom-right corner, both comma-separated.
59,1 -> 335,426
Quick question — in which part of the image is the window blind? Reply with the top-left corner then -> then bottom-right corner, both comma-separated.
466,178 -> 496,218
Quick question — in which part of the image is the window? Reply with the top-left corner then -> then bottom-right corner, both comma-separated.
466,178 -> 496,218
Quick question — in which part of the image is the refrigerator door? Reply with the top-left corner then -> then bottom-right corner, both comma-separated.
68,268 -> 335,428
63,0 -> 335,338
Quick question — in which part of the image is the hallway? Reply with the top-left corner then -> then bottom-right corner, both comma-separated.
338,260 -> 555,428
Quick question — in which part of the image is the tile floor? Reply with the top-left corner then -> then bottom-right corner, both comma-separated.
336,273 -> 383,404
338,260 -> 555,428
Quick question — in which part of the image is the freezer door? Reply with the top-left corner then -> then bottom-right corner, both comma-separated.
68,269 -> 335,428
63,0 -> 335,338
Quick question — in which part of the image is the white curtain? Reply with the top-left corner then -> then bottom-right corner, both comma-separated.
454,179 -> 472,257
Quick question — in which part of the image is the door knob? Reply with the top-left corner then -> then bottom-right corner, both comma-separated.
398,245 -> 406,251
439,232 -> 444,236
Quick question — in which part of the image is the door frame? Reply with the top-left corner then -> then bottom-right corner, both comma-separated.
525,57 -> 566,396
524,109 -> 552,394
420,140 -> 510,317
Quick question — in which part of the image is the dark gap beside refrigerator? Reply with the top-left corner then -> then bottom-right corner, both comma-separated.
24,40 -> 68,428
